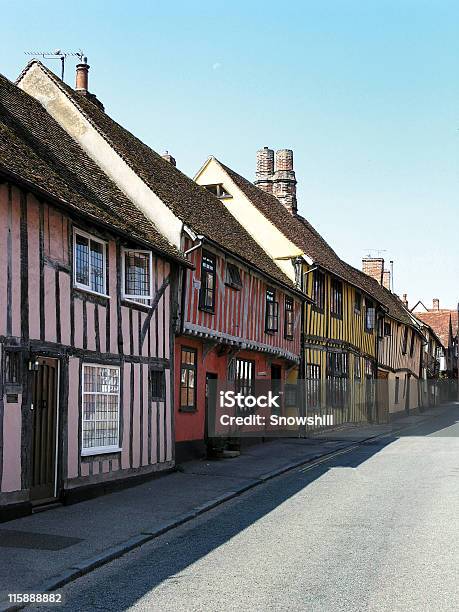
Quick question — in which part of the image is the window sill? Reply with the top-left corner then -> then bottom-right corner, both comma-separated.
81,446 -> 122,457
198,307 -> 215,315
73,285 -> 110,300
179,407 -> 197,413
265,330 -> 278,335
284,335 -> 294,341
331,313 -> 343,320
121,299 -> 151,312
224,282 -> 242,291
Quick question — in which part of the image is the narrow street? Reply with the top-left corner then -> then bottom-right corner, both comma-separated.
28,409 -> 459,612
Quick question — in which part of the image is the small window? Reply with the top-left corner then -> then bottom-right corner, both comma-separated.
180,348 -> 197,411
284,296 -> 294,339
81,364 -> 120,455
74,229 -> 106,295
199,251 -> 216,312
402,326 -> 409,354
409,330 -> 416,357
306,364 -> 321,410
3,350 -> 21,384
312,270 -> 325,311
331,279 -> 343,317
384,322 -> 392,336
265,288 -> 279,333
395,377 -> 400,404
150,369 -> 165,401
365,299 -> 375,332
354,292 -> 362,313
354,356 -> 361,379
203,184 -> 232,198
235,359 -> 255,411
225,263 -> 242,289
122,249 -> 153,306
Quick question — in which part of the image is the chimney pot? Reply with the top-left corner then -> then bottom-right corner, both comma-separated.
162,151 -> 176,166
255,147 -> 274,194
433,298 -> 440,311
75,61 -> 90,92
273,149 -> 297,214
382,270 -> 391,290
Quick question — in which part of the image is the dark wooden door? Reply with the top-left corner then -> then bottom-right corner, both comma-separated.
205,372 -> 218,441
30,358 -> 59,501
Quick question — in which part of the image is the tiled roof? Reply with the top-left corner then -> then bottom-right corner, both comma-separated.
218,159 -> 417,327
20,61 -> 298,292
0,72 -> 188,264
413,310 -> 458,348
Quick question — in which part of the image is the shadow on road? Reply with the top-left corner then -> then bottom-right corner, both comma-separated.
48,404 -> 459,612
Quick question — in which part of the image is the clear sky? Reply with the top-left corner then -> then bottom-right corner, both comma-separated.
2,0 -> 458,309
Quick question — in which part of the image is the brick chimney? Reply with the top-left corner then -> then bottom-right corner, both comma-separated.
362,257 -> 384,285
273,149 -> 297,214
382,270 -> 391,290
432,298 -> 440,311
402,293 -> 408,308
254,147 -> 274,194
162,151 -> 176,166
75,58 -> 89,92
74,58 -> 105,111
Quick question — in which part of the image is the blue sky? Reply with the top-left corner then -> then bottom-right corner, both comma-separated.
2,0 -> 458,308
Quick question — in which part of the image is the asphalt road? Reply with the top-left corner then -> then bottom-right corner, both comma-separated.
29,410 -> 459,612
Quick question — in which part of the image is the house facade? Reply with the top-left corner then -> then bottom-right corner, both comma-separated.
175,234 -> 303,458
18,60 -> 305,461
194,151 -> 381,425
0,74 -> 185,519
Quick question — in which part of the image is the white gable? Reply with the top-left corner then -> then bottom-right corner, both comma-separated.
195,157 -> 307,282
18,63 -> 183,248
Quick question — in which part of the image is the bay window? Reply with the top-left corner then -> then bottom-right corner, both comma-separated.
81,364 -> 120,455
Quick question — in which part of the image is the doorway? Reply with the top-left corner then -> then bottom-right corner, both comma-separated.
30,357 -> 59,502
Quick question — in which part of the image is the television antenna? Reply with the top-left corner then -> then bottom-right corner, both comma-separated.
364,249 -> 387,258
24,49 -> 85,81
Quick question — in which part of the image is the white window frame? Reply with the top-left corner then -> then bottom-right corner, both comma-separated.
73,228 -> 108,297
81,363 -> 121,456
121,248 -> 154,306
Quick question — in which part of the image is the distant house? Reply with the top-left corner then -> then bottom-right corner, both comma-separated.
411,299 -> 458,378
0,73 -> 187,520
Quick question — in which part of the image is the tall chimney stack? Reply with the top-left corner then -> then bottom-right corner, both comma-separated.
402,293 -> 408,308
273,149 -> 297,214
75,57 -> 89,92
254,147 -> 274,194
432,298 -> 440,311
362,257 -> 384,285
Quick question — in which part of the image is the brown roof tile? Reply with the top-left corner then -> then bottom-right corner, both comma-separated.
23,61 -> 298,292
0,72 -> 187,264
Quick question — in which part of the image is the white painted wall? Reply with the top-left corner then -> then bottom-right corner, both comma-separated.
195,158 -> 305,282
18,63 -> 183,248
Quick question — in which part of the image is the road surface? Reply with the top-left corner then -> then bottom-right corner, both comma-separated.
28,409 -> 459,612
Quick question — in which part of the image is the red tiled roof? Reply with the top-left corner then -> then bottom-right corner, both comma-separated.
413,310 -> 458,348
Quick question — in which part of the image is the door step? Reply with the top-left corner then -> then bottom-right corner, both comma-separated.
31,500 -> 63,514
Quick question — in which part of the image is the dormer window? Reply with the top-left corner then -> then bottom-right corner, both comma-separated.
203,183 -> 232,199
225,263 -> 242,289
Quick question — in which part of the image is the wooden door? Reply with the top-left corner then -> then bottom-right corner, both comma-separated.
30,358 -> 59,502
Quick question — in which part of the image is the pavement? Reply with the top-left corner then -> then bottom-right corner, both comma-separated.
0,403 -> 457,611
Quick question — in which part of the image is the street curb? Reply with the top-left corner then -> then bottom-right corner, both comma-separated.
0,407 -> 449,611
